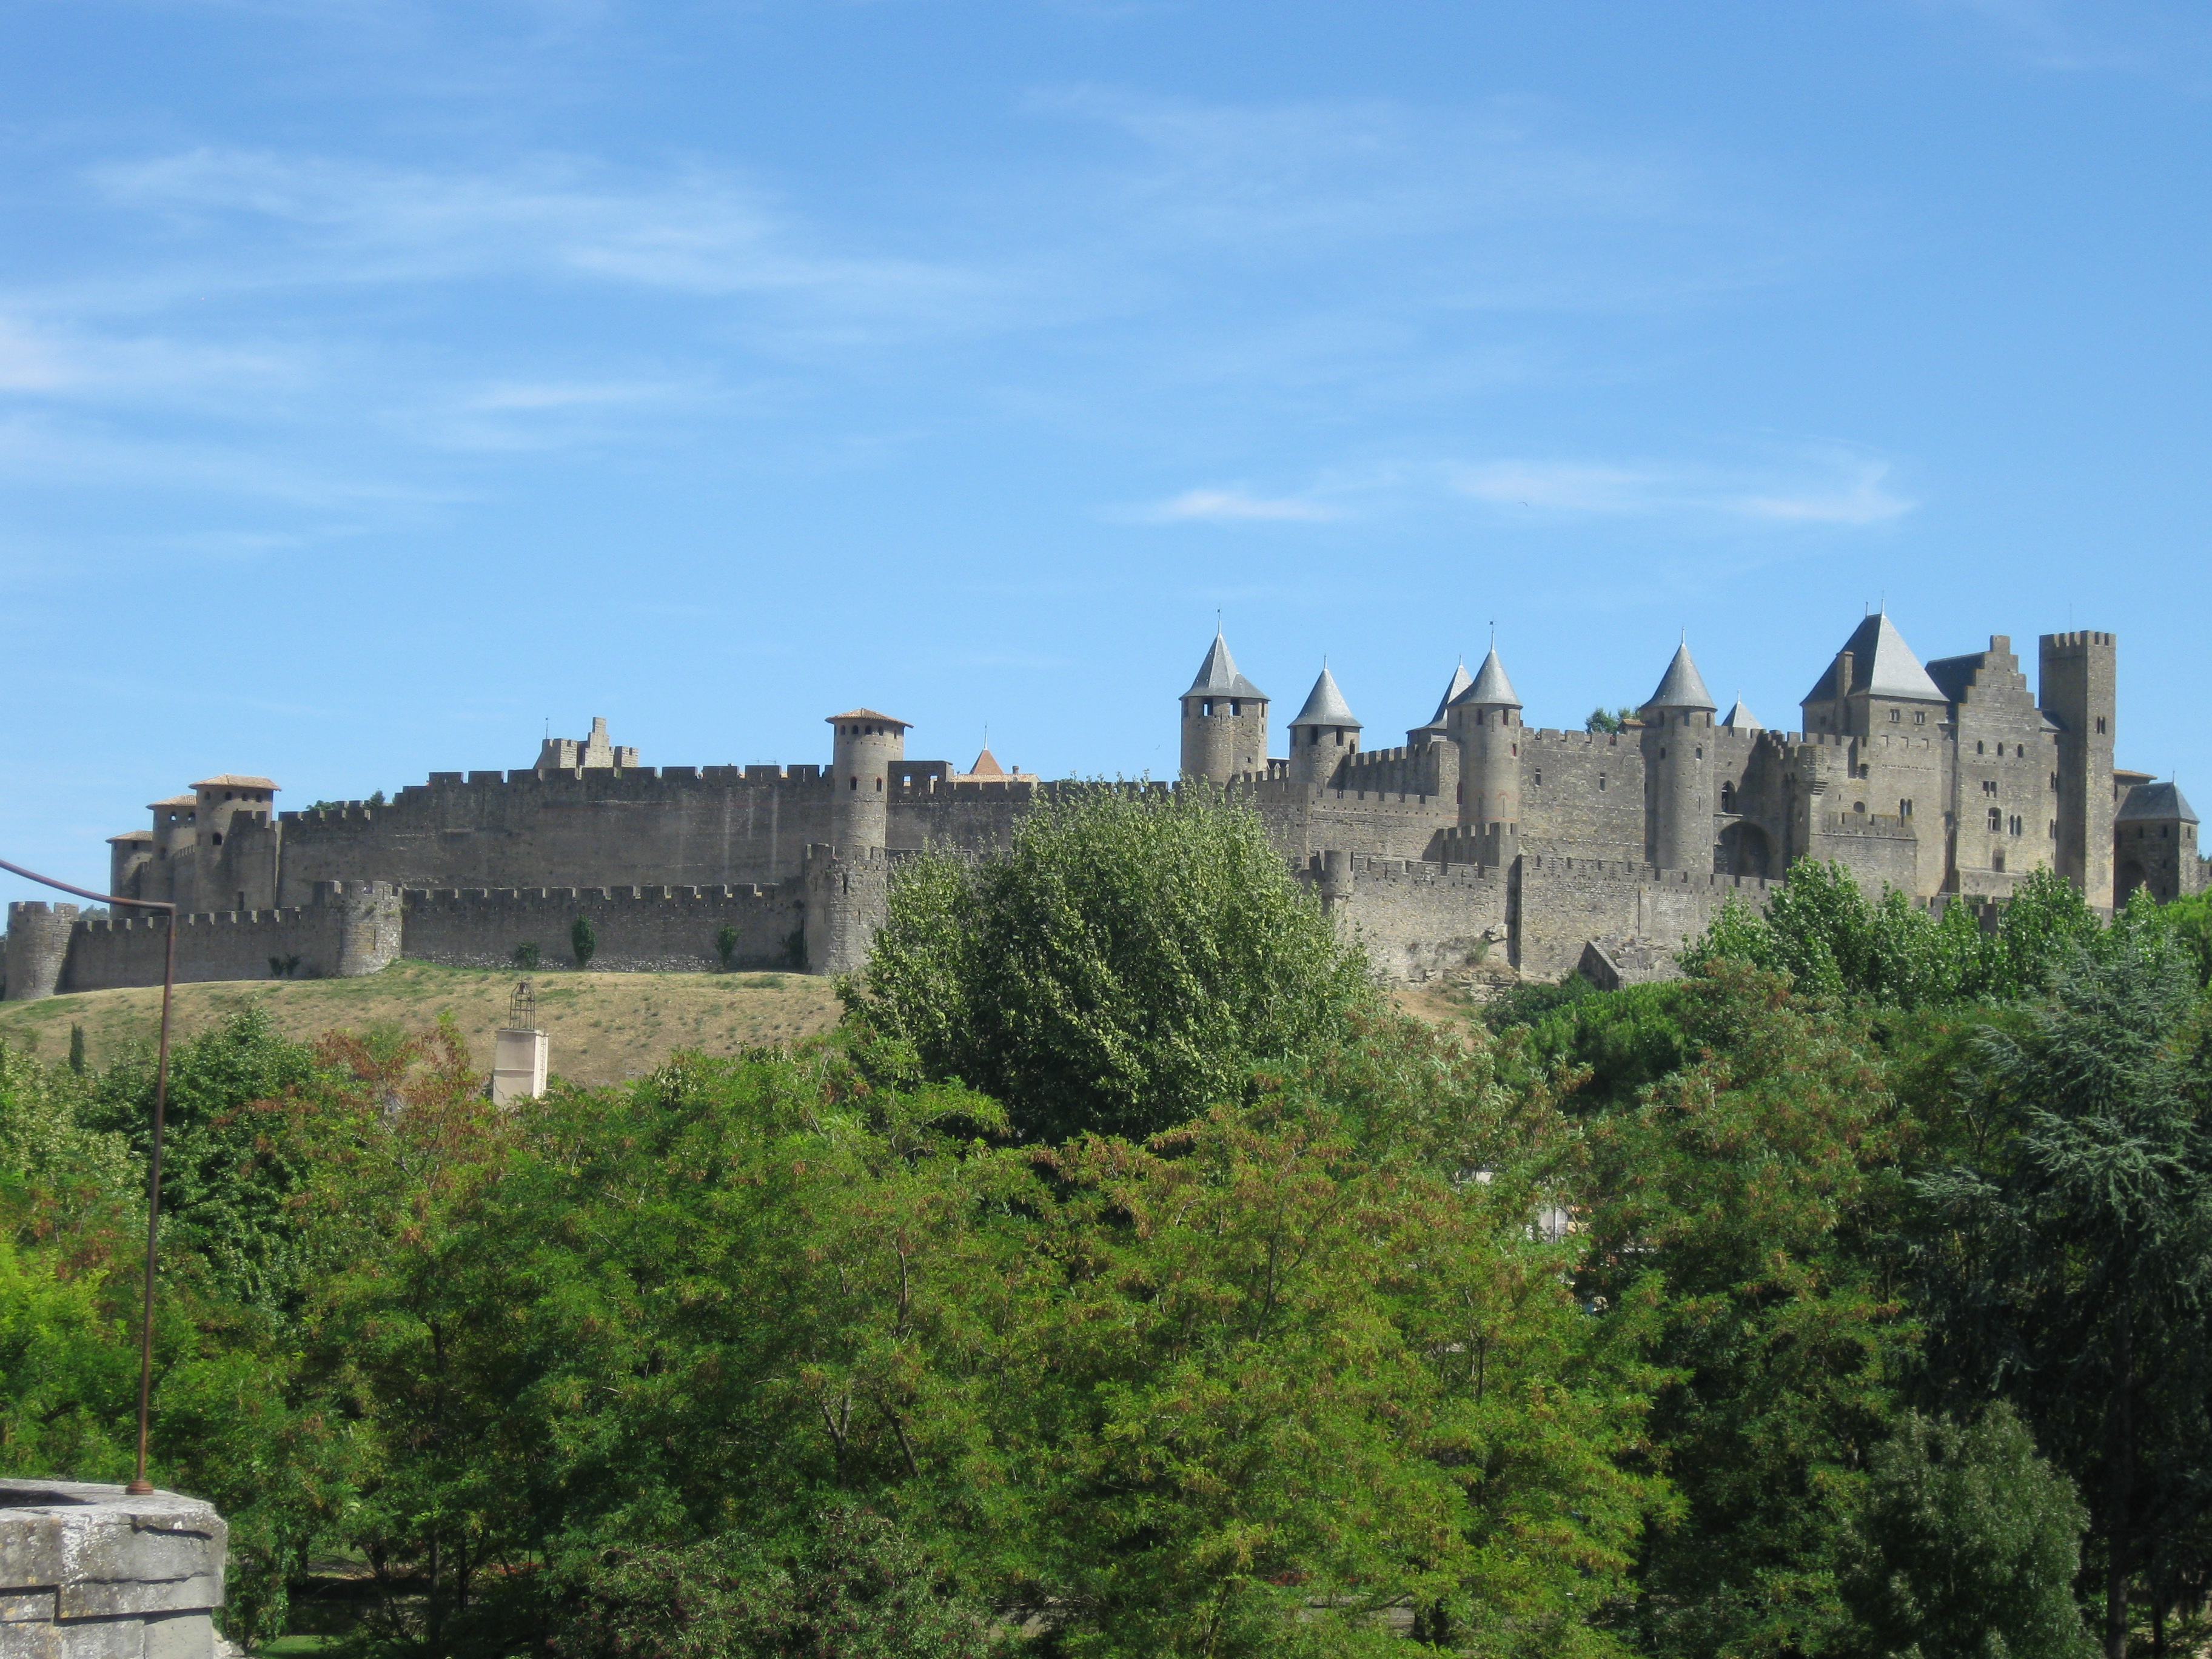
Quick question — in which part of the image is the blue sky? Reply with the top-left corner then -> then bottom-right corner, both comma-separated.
4,0 -> 2210,904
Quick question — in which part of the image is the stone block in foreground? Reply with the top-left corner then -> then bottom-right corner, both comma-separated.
0,1478 -> 226,1657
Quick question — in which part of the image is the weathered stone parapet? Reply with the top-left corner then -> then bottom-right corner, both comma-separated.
0,1478 -> 226,1656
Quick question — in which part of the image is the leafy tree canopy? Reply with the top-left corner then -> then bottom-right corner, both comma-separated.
845,784 -> 1376,1142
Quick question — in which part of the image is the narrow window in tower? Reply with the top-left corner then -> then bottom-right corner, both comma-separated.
1230,700 -> 1241,717
1988,807 -> 2002,831
1901,798 -> 1914,817
850,777 -> 858,791
1890,708 -> 1901,723
2097,717 -> 2107,733
1915,711 -> 1927,725
1534,769 -> 1543,786
1977,741 -> 1985,754
1696,746 -> 1703,759
876,778 -> 883,793
2051,772 -> 2060,791
1995,851 -> 2007,872
2016,745 -> 2025,758
2010,815 -> 2023,836
1721,782 -> 1734,809
2049,820 -> 2058,839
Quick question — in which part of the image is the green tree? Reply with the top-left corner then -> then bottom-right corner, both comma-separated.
2160,889 -> 2212,986
1578,961 -> 1920,1659
846,785 -> 1375,1142
1915,905 -> 2212,1659
90,1007 -> 332,1314
1679,862 -> 2100,1009
547,1507 -> 993,1659
716,924 -> 741,971
66,1025 -> 85,1076
572,914 -> 598,968
1584,707 -> 1640,734
1838,1405 -> 2093,1659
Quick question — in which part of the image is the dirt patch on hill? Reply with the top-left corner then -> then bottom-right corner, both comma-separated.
0,962 -> 845,1088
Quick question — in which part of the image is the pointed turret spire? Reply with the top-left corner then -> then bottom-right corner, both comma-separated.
1453,645 -> 1521,708
1290,665 -> 1361,730
1721,699 -> 1761,731
1427,660 -> 1473,725
1184,629 -> 1266,700
1643,641 -> 1716,712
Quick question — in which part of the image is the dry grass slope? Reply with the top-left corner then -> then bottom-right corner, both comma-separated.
0,962 -> 845,1088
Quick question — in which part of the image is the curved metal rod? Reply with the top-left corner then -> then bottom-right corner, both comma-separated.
0,857 -> 176,1496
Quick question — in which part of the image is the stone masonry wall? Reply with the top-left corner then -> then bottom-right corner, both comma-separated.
401,883 -> 806,973
65,905 -> 352,993
1320,854 -> 1510,982
1517,731 -> 1649,860
1512,856 -> 1778,981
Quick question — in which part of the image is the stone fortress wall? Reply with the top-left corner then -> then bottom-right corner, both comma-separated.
6,612 -> 2203,1005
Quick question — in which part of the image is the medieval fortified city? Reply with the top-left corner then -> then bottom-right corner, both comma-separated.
4,612 -> 2201,1005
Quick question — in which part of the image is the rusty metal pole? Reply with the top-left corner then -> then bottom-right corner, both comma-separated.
0,857 -> 177,1496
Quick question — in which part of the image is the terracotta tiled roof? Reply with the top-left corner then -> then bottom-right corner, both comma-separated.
191,775 -> 279,791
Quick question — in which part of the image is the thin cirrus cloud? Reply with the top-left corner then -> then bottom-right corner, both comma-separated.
1448,452 -> 1914,527
1137,487 -> 1344,523
87,149 -> 1005,331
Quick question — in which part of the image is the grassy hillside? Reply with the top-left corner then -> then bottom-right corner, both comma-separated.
0,961 -> 844,1088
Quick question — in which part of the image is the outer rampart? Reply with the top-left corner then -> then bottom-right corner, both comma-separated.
1317,854 -> 1509,982
401,883 -> 805,973
1512,856 -> 1779,981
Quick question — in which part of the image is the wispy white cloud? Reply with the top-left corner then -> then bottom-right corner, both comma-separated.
1918,0 -> 2210,73
1447,447 -> 1914,527
1135,486 -> 1345,523
89,149 -> 1005,337
0,315 -> 304,400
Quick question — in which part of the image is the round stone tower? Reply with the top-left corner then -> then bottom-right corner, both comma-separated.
1179,631 -> 1270,784
1447,646 -> 1523,847
190,776 -> 279,849
826,708 -> 910,853
4,902 -> 78,1002
1640,641 -> 1718,873
1287,665 -> 1361,788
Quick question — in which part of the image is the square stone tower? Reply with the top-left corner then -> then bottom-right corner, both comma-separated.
2039,632 -> 2118,907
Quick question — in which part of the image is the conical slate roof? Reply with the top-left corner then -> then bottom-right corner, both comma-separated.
1802,613 -> 1947,705
1721,699 -> 1762,731
1184,631 -> 1266,700
1451,646 -> 1521,708
1644,642 -> 1716,711
1290,665 -> 1361,729
1427,661 -> 1473,725
2117,780 -> 2199,825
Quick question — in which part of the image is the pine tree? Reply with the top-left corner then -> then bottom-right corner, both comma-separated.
1917,910 -> 2212,1659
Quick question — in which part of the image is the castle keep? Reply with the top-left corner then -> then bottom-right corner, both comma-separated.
5,615 -> 2200,1002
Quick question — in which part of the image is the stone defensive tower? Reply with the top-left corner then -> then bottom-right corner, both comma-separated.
1287,665 -> 1361,787
1180,632 -> 1269,783
1447,646 -> 1522,863
826,709 -> 910,853
2040,631 -> 2118,906
3,902 -> 77,1002
2115,779 -> 2199,903
1641,642 -> 1718,874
